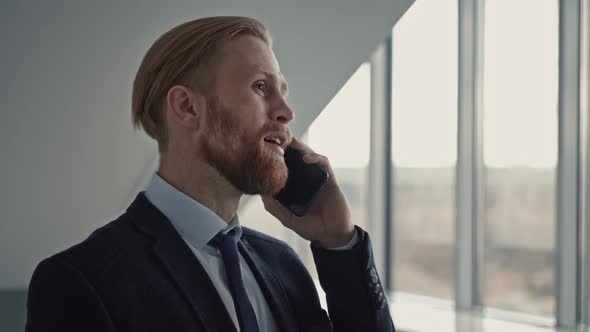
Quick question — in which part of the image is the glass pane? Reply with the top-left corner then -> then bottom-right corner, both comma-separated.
391,0 -> 458,299
482,0 -> 558,316
308,63 -> 372,230
239,63 -> 372,280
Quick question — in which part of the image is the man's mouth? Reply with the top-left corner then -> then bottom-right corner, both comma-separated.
263,134 -> 288,156
264,137 -> 282,145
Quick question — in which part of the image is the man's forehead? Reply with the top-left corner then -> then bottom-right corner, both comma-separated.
216,36 -> 280,71
248,65 -> 286,81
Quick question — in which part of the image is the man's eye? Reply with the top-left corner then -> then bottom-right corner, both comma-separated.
255,82 -> 266,92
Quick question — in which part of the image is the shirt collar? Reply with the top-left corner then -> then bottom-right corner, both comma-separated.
144,173 -> 242,250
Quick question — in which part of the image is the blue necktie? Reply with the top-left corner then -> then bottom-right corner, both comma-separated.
209,229 -> 260,332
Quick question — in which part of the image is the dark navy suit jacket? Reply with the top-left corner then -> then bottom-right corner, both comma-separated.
26,192 -> 394,331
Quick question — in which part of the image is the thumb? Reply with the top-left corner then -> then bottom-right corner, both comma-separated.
261,195 -> 295,228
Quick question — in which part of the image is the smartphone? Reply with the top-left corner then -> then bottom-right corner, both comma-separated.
273,146 -> 329,217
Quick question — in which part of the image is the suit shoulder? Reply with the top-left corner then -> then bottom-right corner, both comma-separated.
45,213 -> 138,278
241,227 -> 293,251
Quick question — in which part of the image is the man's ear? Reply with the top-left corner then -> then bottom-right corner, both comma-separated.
166,85 -> 202,130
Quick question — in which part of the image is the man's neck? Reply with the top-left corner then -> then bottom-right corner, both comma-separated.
156,154 -> 242,224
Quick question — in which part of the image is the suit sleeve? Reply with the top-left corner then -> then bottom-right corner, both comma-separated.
26,257 -> 116,332
311,226 -> 395,332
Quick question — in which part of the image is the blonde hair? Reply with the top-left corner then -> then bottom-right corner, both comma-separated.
131,16 -> 272,152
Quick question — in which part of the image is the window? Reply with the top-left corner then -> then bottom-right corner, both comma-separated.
244,0 -> 579,325
482,0 -> 558,316
308,63 -> 372,231
390,0 -> 458,299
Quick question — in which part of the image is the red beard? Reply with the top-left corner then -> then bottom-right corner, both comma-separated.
200,97 -> 290,195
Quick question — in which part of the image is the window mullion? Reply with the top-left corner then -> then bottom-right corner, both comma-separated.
369,37 -> 393,290
580,0 -> 590,327
456,0 -> 485,311
557,0 -> 582,328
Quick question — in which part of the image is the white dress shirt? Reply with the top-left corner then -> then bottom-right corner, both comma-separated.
144,173 -> 358,331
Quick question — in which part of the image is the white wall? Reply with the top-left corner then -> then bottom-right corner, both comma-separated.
0,0 -> 413,287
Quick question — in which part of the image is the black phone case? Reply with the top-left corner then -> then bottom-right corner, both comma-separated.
273,146 -> 329,217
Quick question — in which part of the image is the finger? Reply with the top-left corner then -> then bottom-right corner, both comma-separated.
289,138 -> 324,167
302,152 -> 323,164
289,137 -> 315,154
301,152 -> 336,181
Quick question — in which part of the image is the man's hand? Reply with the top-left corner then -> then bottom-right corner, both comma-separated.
261,137 -> 355,248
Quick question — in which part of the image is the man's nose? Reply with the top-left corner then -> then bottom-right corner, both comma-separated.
272,98 -> 295,124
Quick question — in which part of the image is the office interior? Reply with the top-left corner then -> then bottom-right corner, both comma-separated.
1,0 -> 590,331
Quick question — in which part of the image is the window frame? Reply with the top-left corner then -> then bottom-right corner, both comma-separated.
375,0 -> 589,329
556,0 -> 583,328
580,0 -> 590,327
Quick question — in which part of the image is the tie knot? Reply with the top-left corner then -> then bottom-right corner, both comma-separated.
208,228 -> 237,249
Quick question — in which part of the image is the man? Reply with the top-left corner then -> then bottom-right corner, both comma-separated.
26,16 -> 393,332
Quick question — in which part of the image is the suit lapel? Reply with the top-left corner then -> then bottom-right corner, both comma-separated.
128,193 -> 237,332
238,240 -> 299,332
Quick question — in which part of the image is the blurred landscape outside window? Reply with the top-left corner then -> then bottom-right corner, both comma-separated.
482,0 -> 558,317
391,0 -> 458,300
